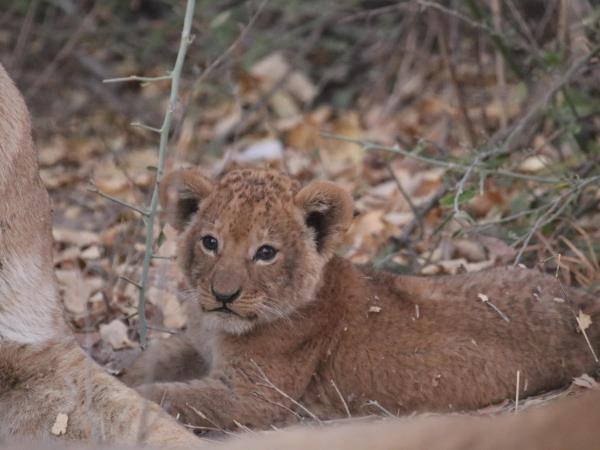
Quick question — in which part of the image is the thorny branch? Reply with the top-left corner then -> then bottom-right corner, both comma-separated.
94,0 -> 196,348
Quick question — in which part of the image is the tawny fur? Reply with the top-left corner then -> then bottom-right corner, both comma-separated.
124,166 -> 600,430
218,388 -> 600,450
2,388 -> 600,449
0,63 -> 200,448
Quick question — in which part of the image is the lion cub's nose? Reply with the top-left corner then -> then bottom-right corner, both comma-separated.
212,287 -> 242,304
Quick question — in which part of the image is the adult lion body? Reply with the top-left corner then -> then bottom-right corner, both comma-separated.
0,63 -> 200,447
125,166 -> 600,430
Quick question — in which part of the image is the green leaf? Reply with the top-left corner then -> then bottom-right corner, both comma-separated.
210,10 -> 231,29
440,189 -> 477,208
156,230 -> 167,249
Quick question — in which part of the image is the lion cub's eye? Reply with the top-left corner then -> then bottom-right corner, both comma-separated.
254,245 -> 278,262
201,235 -> 219,253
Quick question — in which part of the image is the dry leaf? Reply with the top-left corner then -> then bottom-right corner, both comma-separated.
100,320 -> 135,350
576,310 -> 592,332
51,413 -> 68,436
39,143 -> 67,166
53,227 -> 99,248
454,239 -> 487,263
320,112 -> 364,174
148,288 -> 187,330
572,373 -> 598,389
235,139 -> 284,163
251,51 -> 317,103
55,269 -> 91,316
518,155 -> 551,173
80,245 -> 101,260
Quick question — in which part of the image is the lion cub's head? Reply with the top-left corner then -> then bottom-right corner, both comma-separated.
160,168 -> 353,335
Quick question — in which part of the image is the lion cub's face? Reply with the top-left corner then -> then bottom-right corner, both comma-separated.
160,168 -> 353,335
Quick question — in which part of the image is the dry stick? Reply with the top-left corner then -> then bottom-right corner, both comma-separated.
321,133 -> 560,184
396,184 -> 450,246
554,257 -> 600,364
125,0 -> 195,349
491,0 -> 508,129
463,0 -> 524,79
330,379 -> 351,419
498,45 -> 600,155
98,0 -> 196,440
478,293 -> 510,323
104,75 -> 172,83
215,12 -> 328,151
471,204 -> 546,229
186,404 -> 237,437
417,0 -> 496,34
87,182 -> 149,217
514,370 -> 521,413
9,0 -> 39,75
26,1 -> 101,98
504,0 -> 541,55
364,400 -> 395,418
251,391 -> 303,421
512,175 -> 600,265
386,163 -> 420,222
444,45 -> 600,207
250,359 -> 322,424
435,10 -> 477,148
195,0 -> 268,87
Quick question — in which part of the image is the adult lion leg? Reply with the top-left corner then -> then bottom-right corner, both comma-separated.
217,389 -> 600,450
0,64 -> 201,448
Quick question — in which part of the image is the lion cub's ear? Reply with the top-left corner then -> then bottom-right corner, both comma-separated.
295,181 -> 353,256
160,168 -> 214,231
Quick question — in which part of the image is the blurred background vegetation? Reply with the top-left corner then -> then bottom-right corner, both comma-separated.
1,0 -> 599,350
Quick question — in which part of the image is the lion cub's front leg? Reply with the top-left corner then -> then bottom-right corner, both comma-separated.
122,334 -> 208,386
135,354 -> 318,430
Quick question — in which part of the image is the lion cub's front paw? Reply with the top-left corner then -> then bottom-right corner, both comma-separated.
136,383 -> 169,406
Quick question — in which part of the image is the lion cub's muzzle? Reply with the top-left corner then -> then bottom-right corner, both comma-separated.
211,286 -> 242,305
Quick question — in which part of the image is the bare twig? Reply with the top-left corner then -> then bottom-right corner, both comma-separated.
9,0 -> 39,75
97,1 -> 196,349
435,10 -> 477,147
395,184 -> 450,246
363,400 -> 395,417
514,369 -> 521,413
187,404 -> 236,436
135,0 -> 195,348
512,175 -> 600,265
250,359 -> 322,423
498,45 -> 600,154
330,379 -> 351,418
130,122 -> 163,134
491,0 -> 508,129
386,163 -> 420,221
87,182 -> 149,216
119,275 -> 142,290
103,74 -> 173,84
195,0 -> 268,86
554,258 -> 600,364
478,293 -> 510,323
321,133 -> 560,184
27,1 -> 101,98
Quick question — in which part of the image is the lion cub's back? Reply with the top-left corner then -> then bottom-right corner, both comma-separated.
323,264 -> 597,413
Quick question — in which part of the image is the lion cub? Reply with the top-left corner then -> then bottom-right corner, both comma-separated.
125,167 -> 600,430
